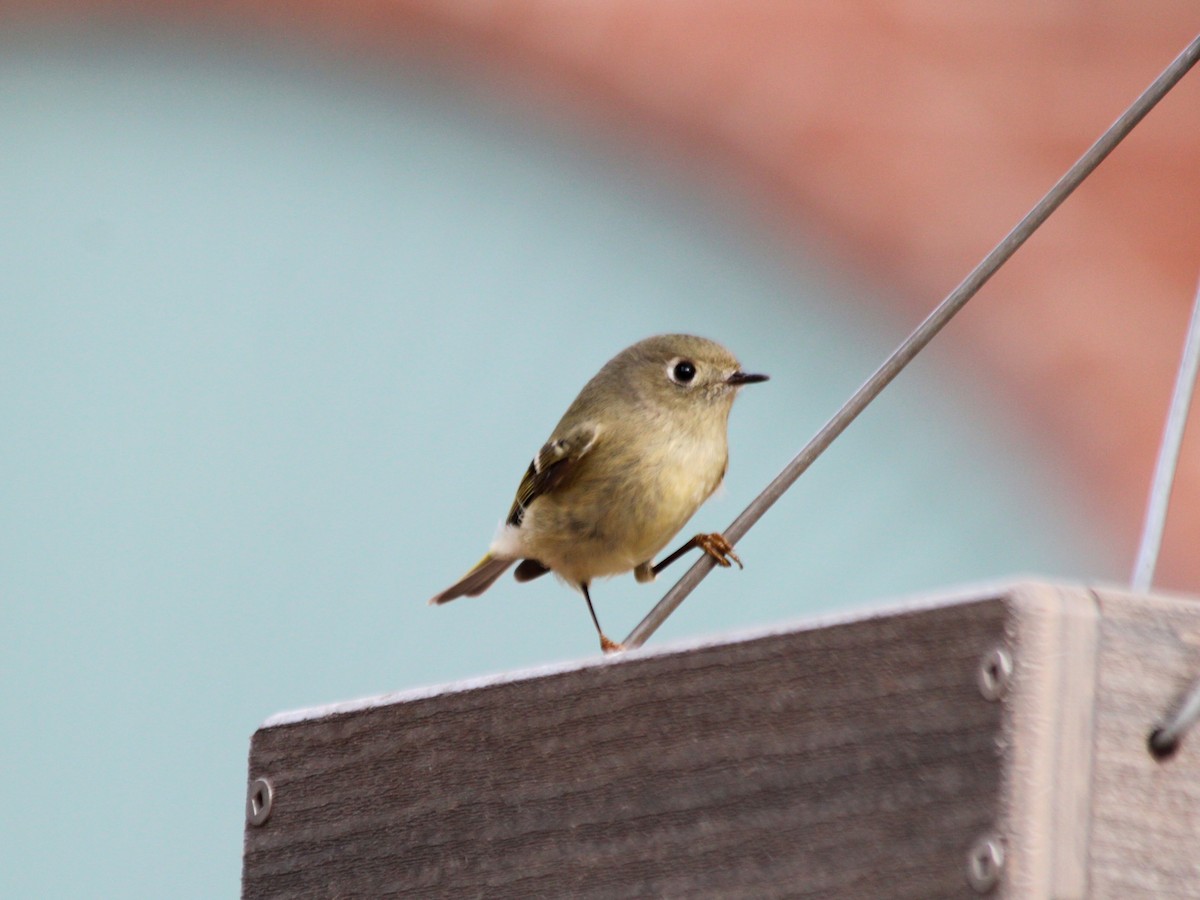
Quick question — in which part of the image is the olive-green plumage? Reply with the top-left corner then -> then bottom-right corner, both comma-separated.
429,334 -> 767,647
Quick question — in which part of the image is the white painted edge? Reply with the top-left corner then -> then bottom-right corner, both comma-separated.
260,575 -> 1071,730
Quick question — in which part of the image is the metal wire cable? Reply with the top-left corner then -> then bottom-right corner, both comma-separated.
624,33 -> 1200,650
1137,270 -> 1200,758
1131,273 -> 1200,593
1150,678 -> 1200,760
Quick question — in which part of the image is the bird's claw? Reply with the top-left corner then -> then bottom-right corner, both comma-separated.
600,634 -> 626,654
696,532 -> 743,569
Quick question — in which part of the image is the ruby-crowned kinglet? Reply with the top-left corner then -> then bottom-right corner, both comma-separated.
429,334 -> 768,652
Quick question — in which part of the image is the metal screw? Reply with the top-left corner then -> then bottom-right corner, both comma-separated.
247,777 -> 274,827
978,646 -> 1013,701
966,833 -> 1004,893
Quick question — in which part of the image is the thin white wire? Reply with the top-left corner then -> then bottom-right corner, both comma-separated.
1135,272 -> 1200,758
1131,272 -> 1200,592
1151,679 -> 1200,757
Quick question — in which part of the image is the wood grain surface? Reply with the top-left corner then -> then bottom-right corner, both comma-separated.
1086,587 -> 1200,899
243,596 -> 1009,898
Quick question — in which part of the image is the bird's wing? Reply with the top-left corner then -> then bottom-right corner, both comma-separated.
506,422 -> 599,526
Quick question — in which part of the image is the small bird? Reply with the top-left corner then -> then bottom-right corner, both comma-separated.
429,334 -> 767,652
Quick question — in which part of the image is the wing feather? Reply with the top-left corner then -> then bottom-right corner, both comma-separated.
506,423 -> 599,526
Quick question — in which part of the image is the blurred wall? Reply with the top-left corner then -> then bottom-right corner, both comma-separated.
1,5 -> 1198,899
7,1 -> 1196,583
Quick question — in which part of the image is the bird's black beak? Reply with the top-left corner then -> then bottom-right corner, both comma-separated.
727,371 -> 769,386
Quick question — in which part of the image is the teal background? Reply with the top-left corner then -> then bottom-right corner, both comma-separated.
0,29 -> 1114,897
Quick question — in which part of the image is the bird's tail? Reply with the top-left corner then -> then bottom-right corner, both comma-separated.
428,553 -> 515,605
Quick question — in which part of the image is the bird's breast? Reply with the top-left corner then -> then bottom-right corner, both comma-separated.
513,420 -> 729,582
619,428 -> 727,556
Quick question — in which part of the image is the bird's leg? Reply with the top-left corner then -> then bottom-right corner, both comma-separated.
582,583 -> 624,653
652,533 -> 743,577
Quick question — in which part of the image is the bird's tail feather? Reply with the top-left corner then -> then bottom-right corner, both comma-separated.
428,553 -> 515,605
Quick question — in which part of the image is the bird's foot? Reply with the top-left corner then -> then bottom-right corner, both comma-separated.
600,634 -> 626,654
696,532 -> 743,569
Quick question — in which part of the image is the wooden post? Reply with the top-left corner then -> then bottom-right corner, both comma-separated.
241,581 -> 1200,898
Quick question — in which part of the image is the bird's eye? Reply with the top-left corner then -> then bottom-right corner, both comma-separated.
670,360 -> 697,384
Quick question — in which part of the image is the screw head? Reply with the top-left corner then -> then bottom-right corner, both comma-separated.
966,833 -> 1004,893
978,646 -> 1013,701
247,777 -> 274,827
